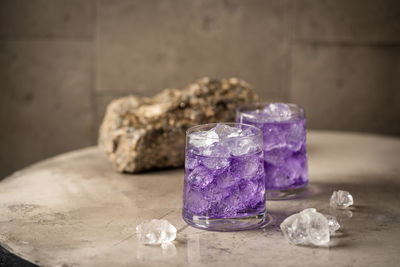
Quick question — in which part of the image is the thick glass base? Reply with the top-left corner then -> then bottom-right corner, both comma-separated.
266,185 -> 308,200
183,209 -> 268,232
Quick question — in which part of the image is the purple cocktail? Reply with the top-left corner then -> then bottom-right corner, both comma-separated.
183,123 -> 267,231
236,103 -> 308,199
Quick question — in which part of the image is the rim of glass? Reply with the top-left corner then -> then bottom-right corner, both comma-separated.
186,122 -> 262,141
236,102 -> 305,120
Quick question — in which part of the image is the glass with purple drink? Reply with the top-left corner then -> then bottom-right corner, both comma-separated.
183,123 -> 267,231
236,103 -> 308,199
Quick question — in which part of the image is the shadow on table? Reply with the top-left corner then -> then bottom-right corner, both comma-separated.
0,245 -> 39,267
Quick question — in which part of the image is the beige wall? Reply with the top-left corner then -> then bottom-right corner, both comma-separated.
1,0 -> 399,178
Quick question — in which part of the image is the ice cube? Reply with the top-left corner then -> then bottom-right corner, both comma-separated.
330,190 -> 354,209
185,190 -> 210,214
220,187 -> 247,216
230,155 -> 261,179
264,159 -> 302,189
213,123 -> 242,139
262,124 -> 287,150
187,166 -> 214,188
202,157 -> 230,170
203,182 -> 226,202
229,137 -> 259,156
185,154 -> 199,170
286,120 -> 306,151
201,143 -> 230,169
202,142 -> 230,157
263,103 -> 292,120
324,215 -> 340,234
136,219 -> 177,245
280,208 -> 330,246
216,170 -> 237,188
189,130 -> 219,148
263,148 -> 291,166
240,180 -> 260,205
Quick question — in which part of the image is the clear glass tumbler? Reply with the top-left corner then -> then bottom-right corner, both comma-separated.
182,123 -> 267,231
236,103 -> 309,199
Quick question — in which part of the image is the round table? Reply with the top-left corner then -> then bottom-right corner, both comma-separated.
0,131 -> 399,267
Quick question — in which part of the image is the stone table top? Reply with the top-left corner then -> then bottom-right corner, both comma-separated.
0,131 -> 399,267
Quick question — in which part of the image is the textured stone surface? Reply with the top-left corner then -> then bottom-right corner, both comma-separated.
98,77 -> 258,173
0,132 -> 399,266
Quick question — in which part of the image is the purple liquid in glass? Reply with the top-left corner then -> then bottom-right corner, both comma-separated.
237,103 -> 309,193
182,123 -> 266,230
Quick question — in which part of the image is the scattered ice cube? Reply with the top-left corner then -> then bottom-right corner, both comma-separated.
330,190 -> 354,209
324,215 -> 340,234
136,219 -> 177,245
280,208 -> 330,246
189,130 -> 219,148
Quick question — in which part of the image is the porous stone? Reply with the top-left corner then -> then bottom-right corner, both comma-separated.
98,77 -> 258,173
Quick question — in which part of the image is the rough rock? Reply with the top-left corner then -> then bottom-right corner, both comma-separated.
98,77 -> 258,173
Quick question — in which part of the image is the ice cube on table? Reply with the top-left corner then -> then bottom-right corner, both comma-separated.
324,215 -> 340,234
136,219 -> 177,245
280,208 -> 330,246
330,190 -> 354,209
